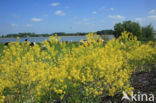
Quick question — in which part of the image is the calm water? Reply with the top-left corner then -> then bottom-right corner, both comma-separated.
0,35 -> 114,43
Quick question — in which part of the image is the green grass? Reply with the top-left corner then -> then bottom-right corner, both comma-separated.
0,42 -> 80,56
0,40 -> 155,56
0,43 -> 4,55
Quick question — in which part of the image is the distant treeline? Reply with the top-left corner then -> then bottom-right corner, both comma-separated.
0,30 -> 114,38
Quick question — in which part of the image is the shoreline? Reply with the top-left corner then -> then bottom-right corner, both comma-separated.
0,35 -> 114,38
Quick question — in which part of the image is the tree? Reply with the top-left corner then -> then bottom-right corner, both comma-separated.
96,30 -> 114,35
114,21 -> 142,39
114,23 -> 124,38
142,24 -> 154,40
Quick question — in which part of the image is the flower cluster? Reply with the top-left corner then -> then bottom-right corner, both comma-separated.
0,32 -> 155,102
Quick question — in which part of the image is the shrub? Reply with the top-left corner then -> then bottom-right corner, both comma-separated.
0,32 -> 155,103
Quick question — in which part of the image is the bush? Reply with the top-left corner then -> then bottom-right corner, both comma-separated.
0,32 -> 155,103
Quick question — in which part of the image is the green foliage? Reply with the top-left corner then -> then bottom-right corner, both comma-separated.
0,32 -> 88,38
96,30 -> 114,35
0,30 -> 114,38
0,44 -> 4,55
114,23 -> 125,38
0,32 -> 155,103
114,21 -> 142,40
142,24 -> 154,40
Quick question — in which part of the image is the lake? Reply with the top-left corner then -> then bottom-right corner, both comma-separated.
0,35 -> 114,43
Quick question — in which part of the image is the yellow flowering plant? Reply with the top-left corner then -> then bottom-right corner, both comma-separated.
0,31 -> 155,103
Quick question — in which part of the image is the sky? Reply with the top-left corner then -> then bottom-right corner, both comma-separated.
0,0 -> 156,35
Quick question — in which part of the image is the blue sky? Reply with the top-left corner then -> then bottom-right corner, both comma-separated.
0,0 -> 156,35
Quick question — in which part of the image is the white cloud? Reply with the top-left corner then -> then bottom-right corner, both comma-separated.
100,6 -> 106,11
82,18 -> 88,22
134,16 -> 156,29
51,2 -> 60,6
74,22 -> 81,24
148,15 -> 156,20
26,24 -> 32,27
149,9 -> 156,14
12,14 -> 19,18
135,16 -> 156,23
11,24 -> 17,27
97,24 -> 105,27
43,14 -> 49,17
84,22 -> 91,25
32,18 -> 43,22
108,15 -> 125,20
73,16 -> 78,20
135,18 -> 144,22
92,11 -> 97,15
65,6 -> 70,8
55,10 -> 66,16
110,8 -> 114,11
